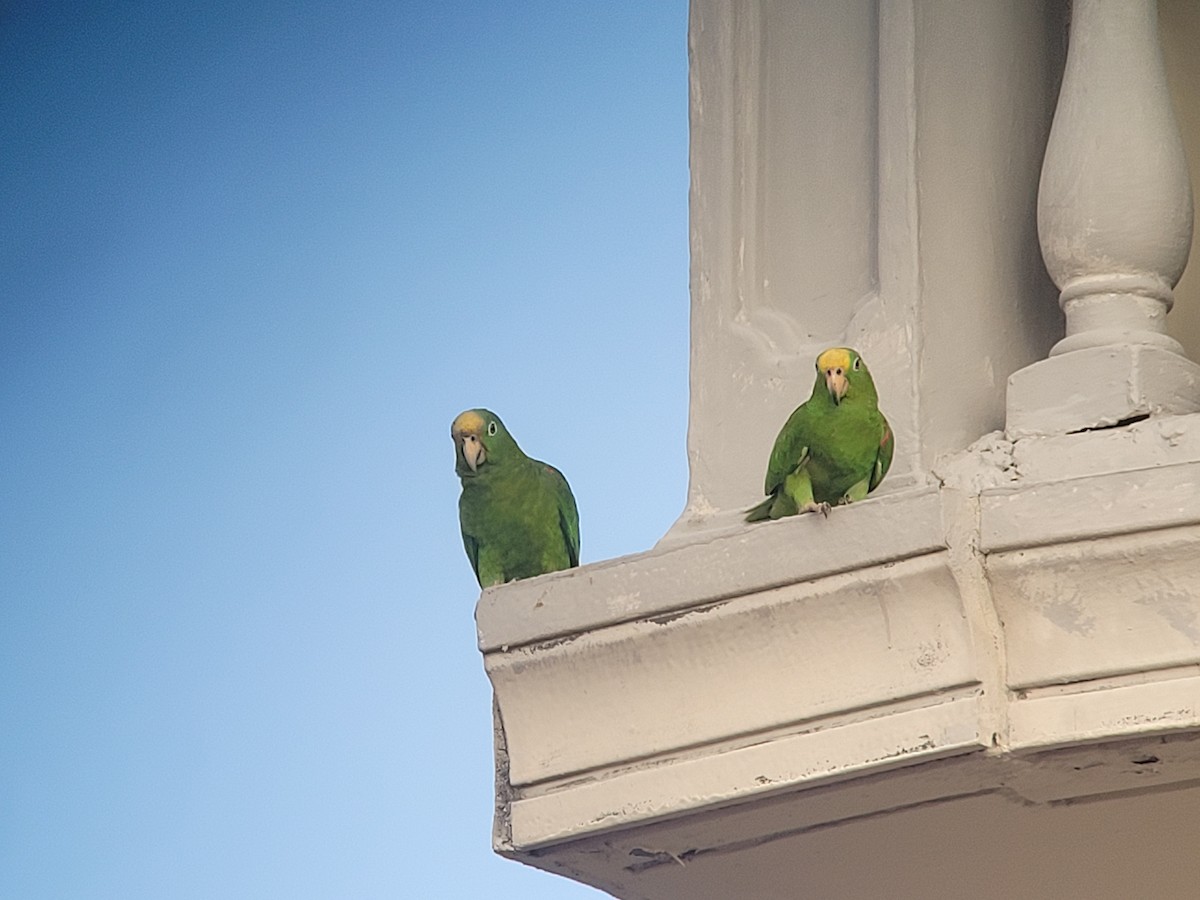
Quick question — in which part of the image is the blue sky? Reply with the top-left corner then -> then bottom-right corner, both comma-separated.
1,2 -> 689,897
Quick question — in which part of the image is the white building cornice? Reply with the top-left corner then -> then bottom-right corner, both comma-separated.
481,414 -> 1200,846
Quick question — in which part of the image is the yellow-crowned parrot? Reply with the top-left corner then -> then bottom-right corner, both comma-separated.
451,409 -> 580,587
746,347 -> 893,521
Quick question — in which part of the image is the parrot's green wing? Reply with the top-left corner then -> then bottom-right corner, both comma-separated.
545,464 -> 580,568
763,405 -> 813,496
870,416 -> 894,492
745,404 -> 816,522
462,531 -> 481,582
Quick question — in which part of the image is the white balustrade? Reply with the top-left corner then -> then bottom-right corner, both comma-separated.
1007,0 -> 1200,435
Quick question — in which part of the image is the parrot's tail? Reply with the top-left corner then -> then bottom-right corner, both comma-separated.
744,496 -> 775,523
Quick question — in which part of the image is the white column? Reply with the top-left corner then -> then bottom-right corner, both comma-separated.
1006,0 -> 1200,436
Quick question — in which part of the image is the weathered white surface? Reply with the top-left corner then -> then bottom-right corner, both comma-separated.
488,549 -> 974,789
677,0 -> 1062,531
1010,410 -> 1200,481
1007,0 -> 1199,435
507,694 -> 984,850
1162,0 -> 1200,363
910,0 -> 1064,460
477,486 -> 942,651
682,0 -> 912,520
1006,343 -> 1200,436
1037,0 -> 1192,343
980,460 -> 1200,551
481,414 -> 1200,895
1008,671 -> 1200,752
532,772 -> 1200,900
987,525 -> 1200,686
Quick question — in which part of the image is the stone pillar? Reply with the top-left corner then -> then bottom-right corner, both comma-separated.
1006,0 -> 1200,436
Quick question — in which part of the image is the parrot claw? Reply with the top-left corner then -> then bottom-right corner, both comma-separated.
800,501 -> 832,518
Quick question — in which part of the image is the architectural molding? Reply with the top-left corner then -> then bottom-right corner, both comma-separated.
481,416 -> 1200,896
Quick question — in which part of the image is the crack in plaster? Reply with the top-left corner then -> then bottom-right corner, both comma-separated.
1067,412 -> 1151,434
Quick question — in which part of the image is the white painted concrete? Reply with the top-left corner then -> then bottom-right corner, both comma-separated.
1006,0 -> 1200,434
1039,0 -> 1191,353
1162,0 -> 1200,361
680,0 -> 1067,534
482,416 -> 1200,897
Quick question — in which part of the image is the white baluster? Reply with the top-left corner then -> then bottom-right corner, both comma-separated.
1007,0 -> 1199,436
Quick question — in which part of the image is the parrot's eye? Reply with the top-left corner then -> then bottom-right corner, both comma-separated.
487,421 -> 498,436
853,357 -> 862,371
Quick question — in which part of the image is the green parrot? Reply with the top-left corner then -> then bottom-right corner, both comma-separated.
451,408 -> 580,587
746,347 -> 894,522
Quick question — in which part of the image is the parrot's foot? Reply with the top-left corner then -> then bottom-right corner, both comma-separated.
842,479 -> 871,505
800,501 -> 831,518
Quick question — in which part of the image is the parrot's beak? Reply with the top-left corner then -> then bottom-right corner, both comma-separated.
825,369 -> 848,405
460,433 -> 486,472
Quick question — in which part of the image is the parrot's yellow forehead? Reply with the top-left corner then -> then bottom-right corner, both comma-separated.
452,410 -> 485,436
817,348 -> 852,372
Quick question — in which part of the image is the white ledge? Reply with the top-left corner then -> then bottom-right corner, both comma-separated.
476,485 -> 943,652
980,460 -> 1200,551
479,413 -> 1200,894
488,550 -> 975,790
508,693 -> 985,850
